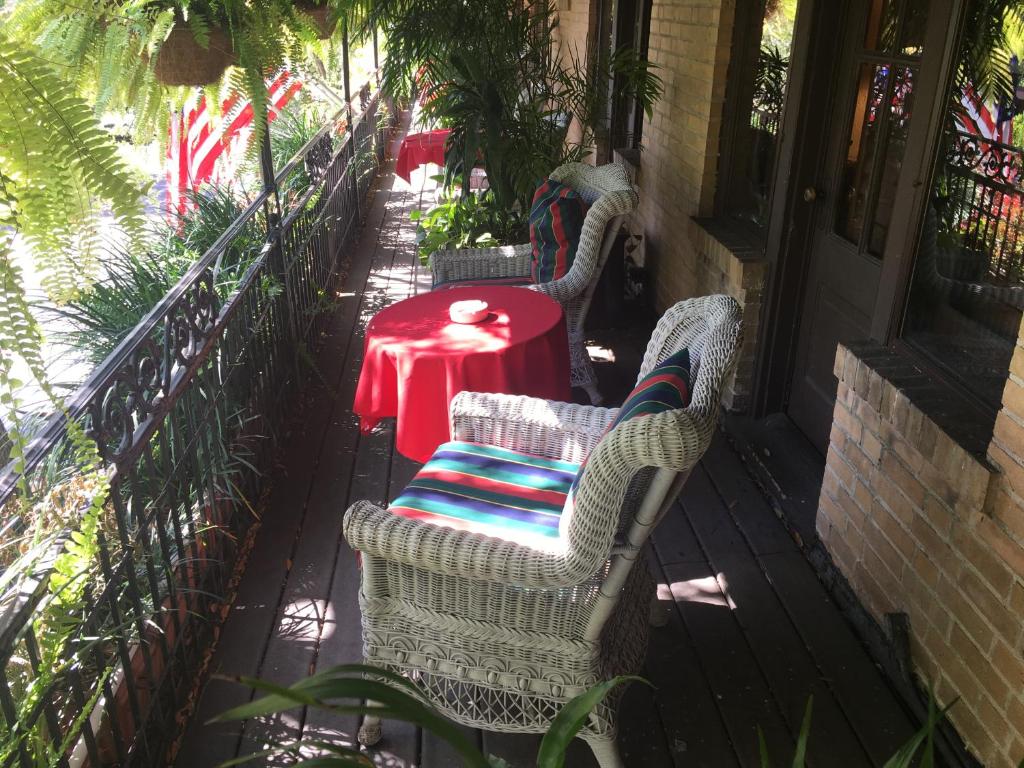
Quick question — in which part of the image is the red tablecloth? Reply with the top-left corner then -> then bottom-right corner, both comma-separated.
353,286 -> 570,462
395,129 -> 451,183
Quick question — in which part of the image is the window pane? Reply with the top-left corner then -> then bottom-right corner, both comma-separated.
724,0 -> 799,231
902,5 -> 1024,407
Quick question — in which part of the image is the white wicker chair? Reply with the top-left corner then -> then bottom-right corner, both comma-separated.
343,295 -> 743,767
428,162 -> 639,405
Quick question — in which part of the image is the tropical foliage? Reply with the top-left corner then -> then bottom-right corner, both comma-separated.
214,665 -> 637,768
358,0 -> 662,212
411,181 -> 527,261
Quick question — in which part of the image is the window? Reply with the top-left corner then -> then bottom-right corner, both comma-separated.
717,0 -> 800,234
608,0 -> 653,153
901,1 -> 1024,409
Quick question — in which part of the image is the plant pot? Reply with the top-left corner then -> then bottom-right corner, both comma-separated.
295,1 -> 337,39
154,20 -> 235,86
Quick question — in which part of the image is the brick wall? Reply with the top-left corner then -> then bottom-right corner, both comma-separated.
818,341 -> 1024,766
555,0 -> 764,407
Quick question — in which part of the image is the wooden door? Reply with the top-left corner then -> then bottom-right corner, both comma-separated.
787,0 -> 946,451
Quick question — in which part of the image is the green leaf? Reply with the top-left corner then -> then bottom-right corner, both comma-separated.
537,677 -> 643,768
790,697 -> 812,768
758,727 -> 773,768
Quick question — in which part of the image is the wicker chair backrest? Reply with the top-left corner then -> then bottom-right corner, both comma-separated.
565,296 -> 744,583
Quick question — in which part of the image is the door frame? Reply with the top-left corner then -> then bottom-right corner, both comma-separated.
751,0 -> 967,423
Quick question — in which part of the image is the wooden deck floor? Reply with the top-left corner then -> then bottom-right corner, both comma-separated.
174,118 -> 920,768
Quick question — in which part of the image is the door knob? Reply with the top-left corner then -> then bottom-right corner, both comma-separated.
803,187 -> 818,202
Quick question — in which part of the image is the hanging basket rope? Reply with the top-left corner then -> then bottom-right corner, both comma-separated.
154,20 -> 236,86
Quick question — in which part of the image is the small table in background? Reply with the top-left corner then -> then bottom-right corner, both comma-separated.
353,286 -> 570,462
395,129 -> 450,183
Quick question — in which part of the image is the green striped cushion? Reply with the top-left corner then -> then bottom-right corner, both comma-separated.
529,179 -> 589,283
389,441 -> 579,548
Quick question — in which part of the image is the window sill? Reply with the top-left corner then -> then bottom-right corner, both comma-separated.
840,341 -> 997,461
691,216 -> 768,264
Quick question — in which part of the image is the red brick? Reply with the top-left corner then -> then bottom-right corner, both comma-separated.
862,429 -> 883,463
988,487 -> 1024,550
913,548 -> 942,589
994,411 -> 1024,460
990,443 -> 1024,505
874,469 -> 917,527
875,504 -> 916,564
1012,581 -> 1024,615
939,577 -> 996,654
863,518 -> 906,584
993,640 -> 1024,694
827,445 -> 855,490
834,400 -> 863,444
958,565 -> 1021,645
954,525 -> 1014,597
835,482 -> 867,534
881,450 -> 927,507
1003,376 -> 1024,419
977,515 -> 1024,581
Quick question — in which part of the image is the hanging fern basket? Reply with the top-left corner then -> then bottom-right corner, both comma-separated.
295,2 -> 337,39
154,21 -> 236,86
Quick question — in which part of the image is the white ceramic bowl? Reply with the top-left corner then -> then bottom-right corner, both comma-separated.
449,299 -> 489,324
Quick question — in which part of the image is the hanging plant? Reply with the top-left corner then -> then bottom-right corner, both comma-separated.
294,1 -> 337,40
153,13 -> 235,86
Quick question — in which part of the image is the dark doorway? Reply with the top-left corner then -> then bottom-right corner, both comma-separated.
769,0 -> 955,452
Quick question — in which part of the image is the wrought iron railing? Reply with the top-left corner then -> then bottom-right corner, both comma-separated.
941,127 -> 1024,285
0,83 -> 396,768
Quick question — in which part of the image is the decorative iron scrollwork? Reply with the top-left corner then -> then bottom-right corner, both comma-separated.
166,269 -> 218,368
946,129 -> 1024,186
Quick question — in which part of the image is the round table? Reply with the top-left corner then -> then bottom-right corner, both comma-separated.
353,286 -> 571,462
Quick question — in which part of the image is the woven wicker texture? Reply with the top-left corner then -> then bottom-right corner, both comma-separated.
343,295 -> 743,767
428,163 -> 639,404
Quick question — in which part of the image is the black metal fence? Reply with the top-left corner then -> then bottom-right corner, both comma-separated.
941,127 -> 1024,285
0,84 -> 396,768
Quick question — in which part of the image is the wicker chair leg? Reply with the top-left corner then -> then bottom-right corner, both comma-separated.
649,593 -> 669,628
584,735 -> 625,768
568,330 -> 603,405
357,712 -> 383,747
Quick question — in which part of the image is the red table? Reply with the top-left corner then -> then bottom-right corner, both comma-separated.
395,129 -> 451,183
353,286 -> 570,462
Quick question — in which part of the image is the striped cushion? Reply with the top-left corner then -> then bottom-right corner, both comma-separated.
389,441 -> 579,548
529,179 -> 589,284
568,349 -> 691,501
609,348 -> 692,431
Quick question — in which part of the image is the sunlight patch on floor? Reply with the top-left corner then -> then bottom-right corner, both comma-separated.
658,575 -> 735,609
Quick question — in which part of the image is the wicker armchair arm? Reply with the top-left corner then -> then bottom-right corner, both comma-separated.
429,243 -> 532,286
449,391 -> 616,464
344,501 -> 599,588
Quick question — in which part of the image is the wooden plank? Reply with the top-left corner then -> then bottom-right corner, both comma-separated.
174,118 -> 413,767
700,435 -> 794,556
641,572 -> 741,768
699,439 -> 918,763
651,498 -> 794,768
420,723 -> 483,766
616,669 -> 677,768
680,462 -> 872,767
235,127 -> 417,760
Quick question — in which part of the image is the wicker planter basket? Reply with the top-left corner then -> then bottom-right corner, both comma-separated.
295,1 -> 337,39
154,20 -> 235,86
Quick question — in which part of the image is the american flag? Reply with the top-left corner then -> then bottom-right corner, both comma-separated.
165,70 -> 303,215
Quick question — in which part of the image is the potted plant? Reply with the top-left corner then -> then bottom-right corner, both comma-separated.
294,0 -> 337,39
154,12 -> 236,86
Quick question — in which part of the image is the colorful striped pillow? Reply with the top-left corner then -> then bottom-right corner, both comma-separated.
609,348 -> 692,431
567,349 -> 691,507
389,441 -> 579,549
529,179 -> 589,284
